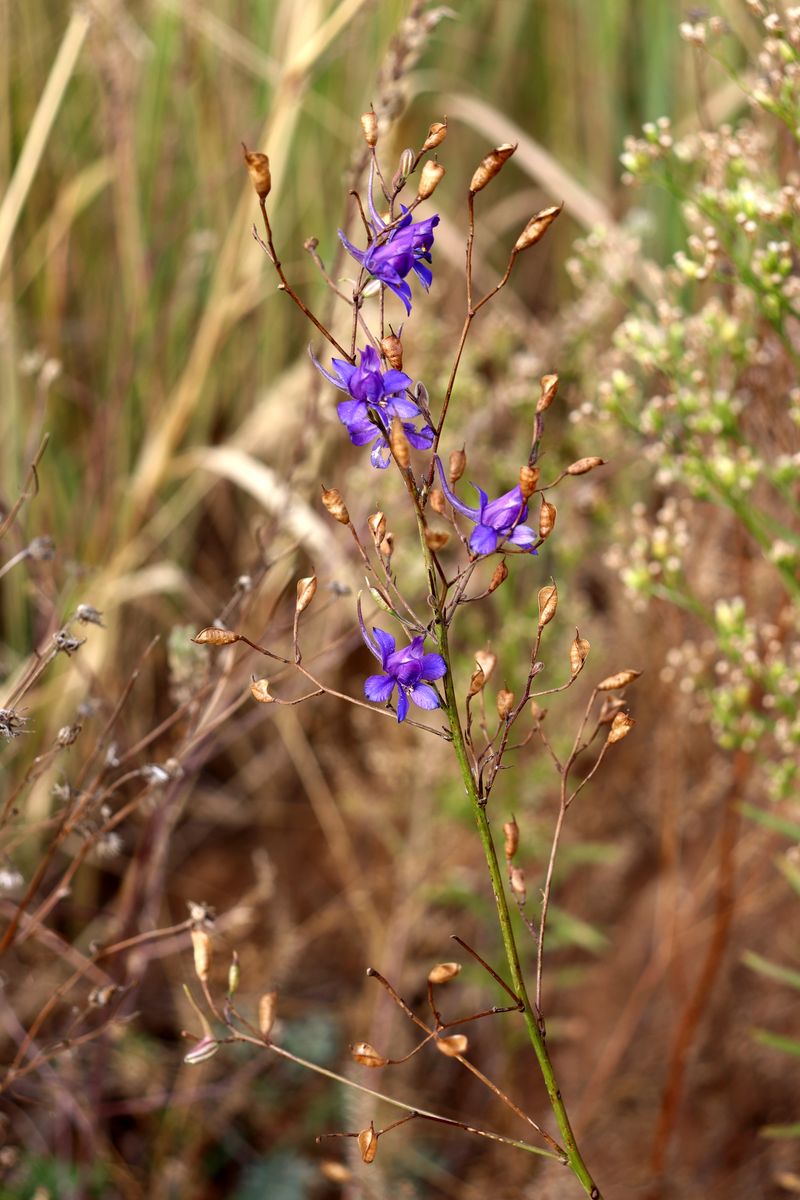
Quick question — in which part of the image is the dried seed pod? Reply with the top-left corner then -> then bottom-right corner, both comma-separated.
530,699 -> 545,722
496,688 -> 514,720
320,1162 -> 352,1184
538,497 -> 557,540
469,142 -> 516,193
227,953 -> 240,997
448,446 -> 466,485
436,1034 -> 468,1057
358,1123 -> 379,1164
514,203 -> 563,252
242,144 -> 271,200
537,373 -> 559,414
321,485 -> 350,525
380,333 -> 403,371
57,724 -> 81,747
597,669 -> 641,691
569,632 -> 591,676
193,627 -> 241,646
425,528 -> 450,551
566,456 -> 606,476
360,109 -> 378,147
295,575 -> 317,614
510,866 -> 527,903
427,962 -> 461,985
191,929 -> 212,982
599,696 -> 627,724
607,712 -> 635,744
487,559 -> 508,593
537,581 -> 558,628
519,464 -> 540,499
351,1041 -> 388,1067
417,160 -> 445,200
250,678 -> 274,704
379,532 -> 394,562
468,664 -> 486,697
258,991 -> 278,1038
474,648 -> 497,682
503,817 -> 519,859
422,119 -> 448,151
429,488 -> 446,515
368,511 -> 386,544
390,417 -> 411,469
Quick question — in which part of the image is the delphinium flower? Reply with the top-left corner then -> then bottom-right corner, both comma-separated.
339,207 -> 440,315
358,608 -> 447,722
312,344 -> 433,469
435,456 -> 538,556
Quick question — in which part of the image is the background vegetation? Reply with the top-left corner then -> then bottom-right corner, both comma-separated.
1,1 -> 798,1197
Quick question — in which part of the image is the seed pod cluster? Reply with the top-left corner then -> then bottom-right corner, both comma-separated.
566,456 -> 606,476
390,417 -> 411,469
250,678 -> 274,704
569,631 -> 591,676
360,109 -> 378,147
607,712 -> 635,744
258,991 -> 278,1038
496,688 -> 514,720
436,1034 -> 468,1057
380,333 -> 403,370
503,817 -> 519,859
487,559 -> 508,593
448,446 -> 466,486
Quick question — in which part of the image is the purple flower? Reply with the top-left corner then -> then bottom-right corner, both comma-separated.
359,609 -> 447,723
435,456 -> 539,556
312,344 -> 433,469
339,207 -> 440,315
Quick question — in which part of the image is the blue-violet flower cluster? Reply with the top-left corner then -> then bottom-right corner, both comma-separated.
339,207 -> 440,316
359,613 -> 447,723
436,456 -> 538,556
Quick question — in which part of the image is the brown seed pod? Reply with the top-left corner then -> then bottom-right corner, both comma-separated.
250,678 -> 274,704
435,1034 -> 468,1057
607,712 -> 636,744
429,488 -> 446,515
537,581 -> 558,628
191,929 -> 211,982
295,576 -> 317,614
320,1161 -> 352,1184
448,446 -> 466,485
519,464 -> 540,499
537,374 -> 559,414
503,817 -> 519,859
360,109 -> 378,147
474,648 -> 497,682
422,119 -> 448,151
538,498 -> 557,540
390,417 -> 411,469
320,485 -> 350,525
379,532 -> 394,562
193,627 -> 241,646
241,144 -> 271,200
350,1041 -> 388,1068
597,669 -> 642,691
380,333 -> 403,371
569,632 -> 591,676
496,688 -> 515,720
417,160 -> 445,200
510,866 -> 527,903
566,456 -> 606,476
487,559 -> 508,593
514,203 -> 563,252
427,962 -> 461,985
358,1123 -> 378,1163
469,143 -> 516,193
368,511 -> 386,544
258,991 -> 278,1038
468,664 -> 486,697
425,528 -> 450,551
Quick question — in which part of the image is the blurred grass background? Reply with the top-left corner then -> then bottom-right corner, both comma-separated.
2,2 -> 797,1199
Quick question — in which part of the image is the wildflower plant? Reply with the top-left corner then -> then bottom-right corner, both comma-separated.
180,113 -> 643,1200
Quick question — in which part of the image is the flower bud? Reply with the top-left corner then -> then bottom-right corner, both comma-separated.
358,1123 -> 378,1163
496,688 -> 514,720
474,648 -> 497,682
184,1035 -> 220,1065
468,664 -> 486,697
435,1034 -> 468,1057
514,203 -> 563,252
380,333 -> 403,370
597,669 -> 641,691
537,581 -> 558,628
538,497 -> 557,540
242,144 -> 271,200
368,511 -> 386,544
448,446 -> 466,486
569,631 -> 591,676
250,678 -> 274,703
566,456 -> 606,476
360,109 -> 378,147
427,962 -> 461,984
537,374 -> 559,414
258,991 -> 278,1038
193,627 -> 241,646
227,952 -> 240,997
321,485 -> 350,524
390,417 -> 411,469
430,488 -> 446,515
503,817 -> 519,859
368,584 -> 394,614
351,1041 -> 388,1067
487,559 -> 508,593
510,866 -> 526,903
417,160 -> 445,200
398,147 -> 415,179
607,712 -> 635,744
519,464 -> 540,499
422,119 -> 448,151
425,528 -> 450,551
295,575 -> 317,614
191,929 -> 212,983
469,143 -> 516,194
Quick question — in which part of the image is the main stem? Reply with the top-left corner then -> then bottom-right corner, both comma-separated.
433,618 -> 601,1199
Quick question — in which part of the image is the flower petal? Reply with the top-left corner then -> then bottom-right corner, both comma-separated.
338,229 -> 367,266
308,346 -> 346,391
370,438 -> 391,468
420,653 -> 447,681
396,689 -> 410,722
434,456 -> 480,520
357,594 -> 381,660
364,673 -> 395,704
410,682 -> 440,711
372,627 -> 396,666
506,524 -> 538,550
469,524 -> 499,556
